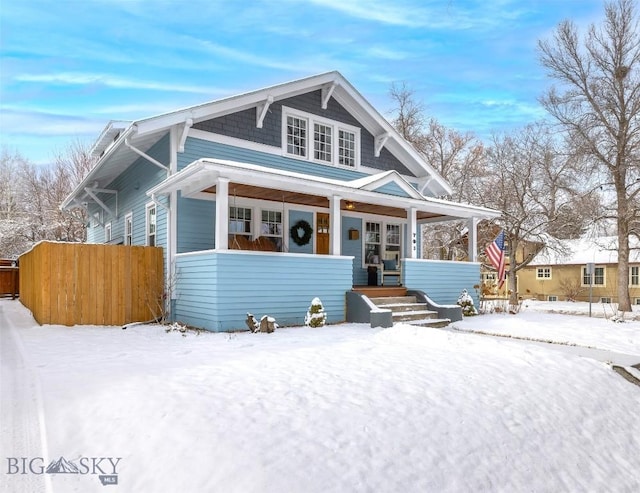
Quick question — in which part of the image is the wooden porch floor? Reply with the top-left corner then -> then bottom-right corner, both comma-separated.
351,285 -> 407,298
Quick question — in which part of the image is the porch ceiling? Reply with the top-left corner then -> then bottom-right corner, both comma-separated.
204,183 -> 442,220
147,159 -> 500,222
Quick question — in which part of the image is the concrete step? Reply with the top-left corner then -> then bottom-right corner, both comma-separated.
376,302 -> 427,313
392,310 -> 439,322
369,296 -> 417,305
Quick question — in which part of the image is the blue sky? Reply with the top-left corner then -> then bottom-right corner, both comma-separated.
1,0 -> 605,166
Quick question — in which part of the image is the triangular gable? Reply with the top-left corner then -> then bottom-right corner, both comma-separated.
131,72 -> 451,195
347,170 -> 423,200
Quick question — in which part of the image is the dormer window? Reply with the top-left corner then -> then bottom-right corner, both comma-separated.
283,106 -> 359,168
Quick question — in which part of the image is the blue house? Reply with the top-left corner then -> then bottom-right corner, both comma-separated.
62,72 -> 498,331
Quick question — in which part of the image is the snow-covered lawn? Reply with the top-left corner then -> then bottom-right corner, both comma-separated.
2,299 -> 639,493
456,300 -> 640,356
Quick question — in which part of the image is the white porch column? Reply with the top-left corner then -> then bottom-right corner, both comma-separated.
468,216 -> 479,262
215,177 -> 230,250
330,195 -> 342,255
407,207 -> 418,259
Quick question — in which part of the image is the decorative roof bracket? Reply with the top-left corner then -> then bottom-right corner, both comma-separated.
321,82 -> 337,109
374,133 -> 389,157
84,186 -> 118,219
256,95 -> 274,128
178,118 -> 193,153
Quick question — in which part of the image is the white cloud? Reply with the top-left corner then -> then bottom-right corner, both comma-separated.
14,73 -> 219,95
306,0 -> 428,27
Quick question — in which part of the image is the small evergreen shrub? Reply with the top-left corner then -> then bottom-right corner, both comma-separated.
305,297 -> 327,327
457,289 -> 478,316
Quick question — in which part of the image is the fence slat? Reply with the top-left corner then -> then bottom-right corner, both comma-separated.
19,242 -> 164,326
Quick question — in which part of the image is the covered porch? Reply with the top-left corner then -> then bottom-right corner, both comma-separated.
148,158 -> 498,331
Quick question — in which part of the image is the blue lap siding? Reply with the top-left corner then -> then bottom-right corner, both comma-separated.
174,251 -> 354,331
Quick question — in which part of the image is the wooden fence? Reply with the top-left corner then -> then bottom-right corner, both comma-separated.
0,259 -> 19,299
19,242 -> 164,326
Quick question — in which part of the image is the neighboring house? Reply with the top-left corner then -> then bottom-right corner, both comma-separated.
518,236 -> 640,303
62,71 -> 498,331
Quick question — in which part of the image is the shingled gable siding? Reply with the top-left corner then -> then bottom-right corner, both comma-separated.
192,89 -> 414,175
174,250 -> 354,331
87,134 -> 170,248
403,259 -> 481,308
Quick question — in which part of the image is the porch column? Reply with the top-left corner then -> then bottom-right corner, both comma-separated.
407,207 -> 418,259
215,177 -> 230,250
468,216 -> 479,262
330,195 -> 341,255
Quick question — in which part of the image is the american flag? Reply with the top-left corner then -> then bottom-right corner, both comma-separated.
486,230 -> 506,289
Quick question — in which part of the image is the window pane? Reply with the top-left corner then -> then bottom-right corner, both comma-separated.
287,116 -> 307,157
365,222 -> 381,263
314,123 -> 332,162
229,207 -> 252,235
338,130 -> 356,167
594,267 -> 604,285
260,209 -> 283,251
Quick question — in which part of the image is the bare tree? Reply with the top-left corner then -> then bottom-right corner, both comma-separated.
0,140 -> 94,258
480,124 -> 583,305
388,83 -> 488,260
389,82 -> 427,149
0,148 -> 30,257
538,0 -> 640,312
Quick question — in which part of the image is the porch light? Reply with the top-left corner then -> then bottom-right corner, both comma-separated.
345,201 -> 356,210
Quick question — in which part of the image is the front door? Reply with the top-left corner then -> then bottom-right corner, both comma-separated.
316,213 -> 330,254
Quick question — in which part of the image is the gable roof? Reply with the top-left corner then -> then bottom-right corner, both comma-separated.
130,71 -> 451,195
63,71 -> 453,211
529,236 -> 640,266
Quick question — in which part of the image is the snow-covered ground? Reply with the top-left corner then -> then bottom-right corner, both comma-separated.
1,298 -> 639,493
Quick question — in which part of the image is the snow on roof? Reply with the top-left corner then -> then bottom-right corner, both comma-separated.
529,235 -> 640,265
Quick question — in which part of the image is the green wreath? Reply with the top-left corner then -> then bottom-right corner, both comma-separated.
290,219 -> 313,246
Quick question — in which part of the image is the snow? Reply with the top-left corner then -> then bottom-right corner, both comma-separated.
529,235 -> 640,265
2,298 -> 640,492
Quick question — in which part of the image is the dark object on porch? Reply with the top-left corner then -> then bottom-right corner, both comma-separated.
367,266 -> 378,286
230,235 -> 279,252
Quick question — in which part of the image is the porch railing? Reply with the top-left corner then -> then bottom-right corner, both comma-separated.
403,258 -> 481,308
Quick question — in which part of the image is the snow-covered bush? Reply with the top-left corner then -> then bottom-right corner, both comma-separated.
457,289 -> 478,316
305,297 -> 327,327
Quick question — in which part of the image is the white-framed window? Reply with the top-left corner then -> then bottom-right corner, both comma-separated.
313,123 -> 332,162
634,298 -> 640,305
547,295 -> 557,302
104,222 -> 112,243
601,297 -> 612,304
229,207 -> 252,238
146,203 -> 157,247
282,106 -> 360,168
631,266 -> 640,286
260,210 -> 283,252
536,267 -> 552,279
582,266 -> 605,286
286,115 -> 307,157
338,129 -> 356,167
364,221 -> 402,265
125,213 -> 133,246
